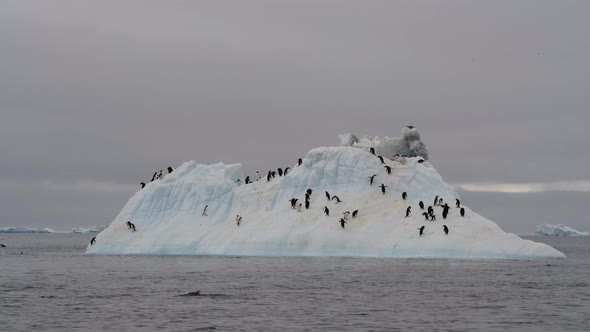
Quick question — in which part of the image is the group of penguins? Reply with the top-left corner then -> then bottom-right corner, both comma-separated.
139,167 -> 174,189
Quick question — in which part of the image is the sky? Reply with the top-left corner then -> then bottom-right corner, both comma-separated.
1,1 -> 589,234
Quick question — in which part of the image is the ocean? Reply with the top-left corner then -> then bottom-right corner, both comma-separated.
0,234 -> 588,331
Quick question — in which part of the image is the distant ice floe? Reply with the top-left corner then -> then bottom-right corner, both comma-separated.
71,226 -> 108,234
0,227 -> 56,233
535,224 -> 589,237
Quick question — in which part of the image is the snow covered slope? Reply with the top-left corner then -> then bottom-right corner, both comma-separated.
536,224 -> 589,237
87,140 -> 564,259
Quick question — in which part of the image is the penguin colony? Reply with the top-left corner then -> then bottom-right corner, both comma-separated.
121,128 -> 466,241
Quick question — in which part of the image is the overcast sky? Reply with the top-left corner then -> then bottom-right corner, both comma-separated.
1,1 -> 589,233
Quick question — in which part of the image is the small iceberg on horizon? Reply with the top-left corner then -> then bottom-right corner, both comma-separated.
535,224 -> 589,237
71,226 -> 108,234
0,227 -> 56,234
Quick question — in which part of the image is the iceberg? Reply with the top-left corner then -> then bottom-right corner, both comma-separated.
71,226 -> 108,234
87,128 -> 564,259
0,227 -> 56,233
535,224 -> 589,237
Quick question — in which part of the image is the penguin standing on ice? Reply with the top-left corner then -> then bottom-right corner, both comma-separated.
331,195 -> 342,203
202,205 -> 209,216
422,212 -> 430,221
405,206 -> 411,218
438,198 -> 444,206
167,167 -> 174,174
442,209 -> 449,219
455,198 -> 461,208
418,226 -> 425,237
255,171 -> 261,181
460,207 -> 465,217
267,171 -> 272,182
380,184 -> 388,194
433,196 -> 439,206
278,168 -> 283,177
140,182 -> 145,189
325,191 -> 331,201
402,192 -> 407,200
298,158 -> 303,166
427,206 -> 434,216
339,218 -> 347,229
378,156 -> 385,164
157,170 -> 163,180
305,200 -> 310,210
151,172 -> 158,182
290,198 -> 298,209
419,201 -> 424,210
370,147 -> 375,155
352,210 -> 358,218
369,174 -> 377,186
245,176 -> 251,184
343,211 -> 350,220
236,179 -> 242,186
324,206 -> 330,216
385,166 -> 392,174
90,237 -> 96,245
443,225 -> 449,235
284,167 -> 291,175
236,215 -> 242,226
126,221 -> 136,232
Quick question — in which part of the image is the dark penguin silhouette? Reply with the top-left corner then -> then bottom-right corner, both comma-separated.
343,211 -> 351,220
90,237 -> 96,245
324,206 -> 330,216
298,158 -> 303,166
422,212 -> 430,220
419,201 -> 424,210
267,171 -> 272,182
202,205 -> 208,216
167,167 -> 173,174
271,171 -> 276,178
339,218 -> 347,229
284,167 -> 290,175
460,207 -> 465,217
442,209 -> 448,219
402,192 -> 407,200
417,159 -> 425,164
456,198 -> 461,208
325,191 -> 331,201
307,189 -> 313,196
290,198 -> 299,209
151,172 -> 158,182
305,200 -> 310,209
433,195 -> 439,206
418,226 -> 425,237
352,210 -> 358,218
378,156 -> 385,164
385,165 -> 392,174
140,182 -> 145,189
438,198 -> 444,206
277,168 -> 283,177
405,206 -> 411,218
157,170 -> 163,179
443,225 -> 449,235
245,176 -> 251,184
380,184 -> 388,194
370,147 -> 375,155
428,206 -> 434,216
126,221 -> 136,232
369,174 -> 377,186
236,215 -> 242,226
331,195 -> 342,203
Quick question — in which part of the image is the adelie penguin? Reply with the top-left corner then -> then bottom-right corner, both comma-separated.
419,201 -> 424,210
428,206 -> 434,216
324,206 -> 330,216
418,226 -> 425,237
370,147 -> 376,155
331,195 -> 342,203
405,206 -> 411,218
284,167 -> 290,175
384,165 -> 392,174
343,211 -> 350,220
202,205 -> 209,216
167,167 -> 174,174
339,218 -> 347,229
126,221 -> 136,232
290,198 -> 298,209
267,171 -> 272,182
305,200 -> 310,210
90,237 -> 96,245
245,176 -> 251,184
157,170 -> 163,180
460,208 -> 465,217
380,184 -> 387,194
236,215 -> 242,226
443,225 -> 449,235
422,212 -> 430,221
140,182 -> 146,189
277,168 -> 283,177
151,172 -> 158,182
455,198 -> 461,208
402,192 -> 407,200
352,210 -> 358,218
378,156 -> 385,164
369,174 -> 377,186
433,195 -> 439,206
298,158 -> 303,166
325,191 -> 331,201
255,171 -> 261,181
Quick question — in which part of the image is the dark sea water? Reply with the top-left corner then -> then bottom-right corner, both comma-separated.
0,234 -> 588,332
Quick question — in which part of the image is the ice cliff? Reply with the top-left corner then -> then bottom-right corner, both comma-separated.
87,128 -> 564,259
535,224 -> 589,237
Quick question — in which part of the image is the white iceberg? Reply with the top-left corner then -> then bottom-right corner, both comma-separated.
71,226 -> 108,234
0,227 -> 56,233
535,224 -> 589,237
87,128 -> 564,259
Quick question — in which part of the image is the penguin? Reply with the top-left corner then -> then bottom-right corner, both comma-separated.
370,147 -> 376,155
430,214 -> 436,221
325,191 -> 331,201
127,222 -> 136,232
380,184 -> 388,194
278,168 -> 283,177
443,225 -> 449,235
236,215 -> 242,226
157,170 -> 163,180
442,209 -> 448,219
126,221 -> 131,229
151,172 -> 157,182
290,198 -> 299,209
402,192 -> 407,200
297,203 -> 302,212
352,210 -> 358,218
417,159 -> 425,164
433,196 -> 439,206
369,174 -> 377,186
167,167 -> 174,174
442,203 -> 451,211
378,156 -> 385,164
438,198 -> 444,206
422,212 -> 430,221
307,189 -> 313,196
271,171 -> 276,178
324,206 -> 330,216
305,200 -> 310,210
90,237 -> 96,245
339,218 -> 347,229
298,158 -> 303,166
343,211 -> 350,220
428,206 -> 434,216
419,201 -> 424,210
202,205 -> 209,216
255,171 -> 261,181
385,165 -> 392,174
331,195 -> 342,203
245,176 -> 251,184
284,167 -> 291,175
267,171 -> 272,182
456,198 -> 461,208
236,179 -> 242,186
418,226 -> 425,237
405,206 -> 411,218
140,182 -> 145,189
460,207 -> 465,217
